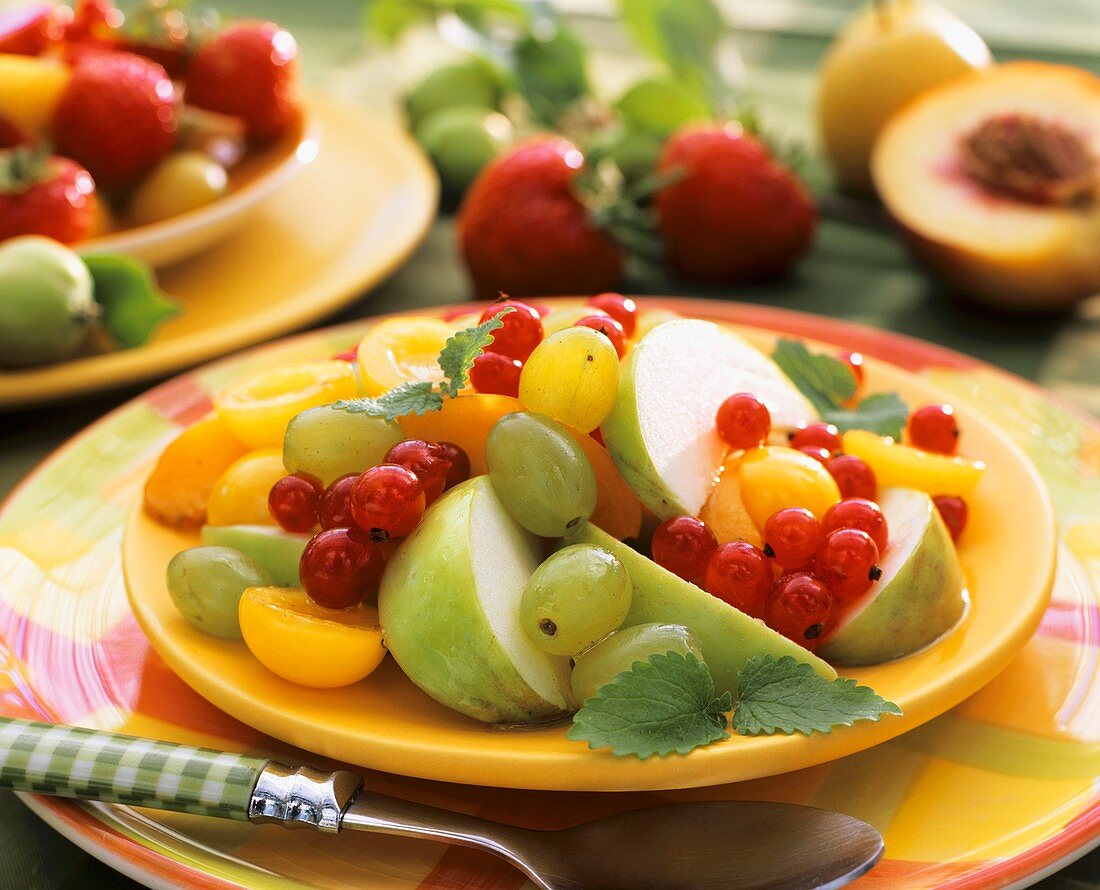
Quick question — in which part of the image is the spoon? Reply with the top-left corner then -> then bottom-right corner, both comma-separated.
0,717 -> 883,889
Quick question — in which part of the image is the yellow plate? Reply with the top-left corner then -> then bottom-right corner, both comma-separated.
0,96 -> 437,410
122,302 -> 1056,792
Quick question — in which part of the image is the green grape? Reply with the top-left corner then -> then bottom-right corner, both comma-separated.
200,524 -> 308,587
404,60 -> 503,127
519,544 -> 632,656
518,327 -> 619,433
486,412 -> 597,537
166,546 -> 273,640
283,404 -> 403,485
415,106 -> 512,194
571,623 -> 703,704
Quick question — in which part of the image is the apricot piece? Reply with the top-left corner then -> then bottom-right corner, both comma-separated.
143,416 -> 249,528
399,394 -> 642,540
872,62 -> 1100,309
699,459 -> 763,548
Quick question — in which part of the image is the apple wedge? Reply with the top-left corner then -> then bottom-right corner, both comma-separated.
567,523 -> 836,695
602,319 -> 817,519
819,487 -> 967,665
379,476 -> 574,724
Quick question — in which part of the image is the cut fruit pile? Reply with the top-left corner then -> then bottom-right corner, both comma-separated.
146,299 -> 982,753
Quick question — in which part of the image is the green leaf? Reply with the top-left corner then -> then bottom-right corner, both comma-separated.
333,382 -> 442,421
567,651 -> 731,759
823,392 -> 910,440
613,79 -> 710,136
83,254 -> 179,348
733,655 -> 902,737
771,338 -> 857,415
437,307 -> 512,397
363,0 -> 431,43
512,23 -> 589,125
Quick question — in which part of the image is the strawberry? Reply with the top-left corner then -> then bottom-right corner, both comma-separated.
654,124 -> 817,284
0,3 -> 61,55
0,116 -> 31,150
52,51 -> 177,191
0,145 -> 97,243
185,21 -> 299,140
457,137 -> 624,299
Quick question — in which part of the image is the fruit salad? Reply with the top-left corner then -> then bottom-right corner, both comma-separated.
0,0 -> 300,244
147,298 -> 984,756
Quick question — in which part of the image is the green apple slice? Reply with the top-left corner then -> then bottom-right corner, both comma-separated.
568,523 -> 836,694
200,524 -> 308,587
379,476 -> 574,724
818,487 -> 967,666
602,319 -> 818,518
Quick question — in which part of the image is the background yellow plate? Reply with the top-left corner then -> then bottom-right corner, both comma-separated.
0,96 -> 438,410
122,301 -> 1056,792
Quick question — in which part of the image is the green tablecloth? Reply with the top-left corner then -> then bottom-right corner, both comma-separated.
2,1 -> 1099,886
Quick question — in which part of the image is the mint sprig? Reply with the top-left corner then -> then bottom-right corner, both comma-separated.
733,655 -> 901,736
83,254 -> 180,348
567,651 -> 731,759
772,339 -> 909,439
334,308 -> 513,421
569,653 -> 900,758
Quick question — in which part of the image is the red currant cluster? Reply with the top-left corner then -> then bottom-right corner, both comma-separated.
907,403 -> 969,541
468,293 -> 637,397
267,438 -> 471,610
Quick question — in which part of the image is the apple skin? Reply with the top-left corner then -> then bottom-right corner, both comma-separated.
200,524 -> 308,588
379,476 -> 574,724
568,523 -> 837,696
819,487 -> 966,665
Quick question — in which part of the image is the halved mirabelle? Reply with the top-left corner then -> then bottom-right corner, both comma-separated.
699,458 -> 763,547
872,62 -> 1100,309
239,587 -> 387,687
738,446 -> 841,529
206,449 -> 286,527
214,361 -> 357,449
842,429 -> 984,496
356,317 -> 455,396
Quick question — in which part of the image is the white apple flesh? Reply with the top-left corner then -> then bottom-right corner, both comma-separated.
819,487 -> 967,665
378,476 -> 574,724
602,319 -> 818,519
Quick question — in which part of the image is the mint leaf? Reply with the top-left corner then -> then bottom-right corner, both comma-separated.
567,651 -> 731,759
437,307 -> 512,397
334,382 -> 442,421
771,338 -> 857,415
823,392 -> 909,440
513,23 -> 590,125
733,655 -> 901,737
83,254 -> 179,348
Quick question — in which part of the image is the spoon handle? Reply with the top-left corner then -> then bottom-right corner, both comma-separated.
0,717 -> 270,821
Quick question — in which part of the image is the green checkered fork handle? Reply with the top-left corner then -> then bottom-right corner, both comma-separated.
0,717 -> 269,820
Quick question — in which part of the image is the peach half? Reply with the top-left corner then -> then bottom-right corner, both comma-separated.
872,62 -> 1100,310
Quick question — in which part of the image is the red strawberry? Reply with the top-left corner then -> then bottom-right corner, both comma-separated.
52,51 -> 177,190
654,124 -> 816,284
0,3 -> 61,55
0,116 -> 31,150
0,146 -> 97,243
457,137 -> 624,299
185,21 -> 299,140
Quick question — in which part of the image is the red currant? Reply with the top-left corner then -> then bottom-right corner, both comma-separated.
480,299 -> 543,361
765,573 -> 834,648
318,473 -> 358,530
469,351 -> 522,397
788,422 -> 841,453
908,404 -> 959,454
651,516 -> 717,582
574,314 -> 627,358
268,473 -> 322,532
822,498 -> 889,552
763,507 -> 823,570
814,528 -> 881,600
589,427 -> 605,447
299,527 -> 384,609
840,351 -> 864,388
585,293 -> 637,337
826,454 -> 877,499
715,393 -> 771,450
438,441 -> 470,489
702,541 -> 772,617
384,439 -> 451,503
798,445 -> 832,465
349,464 -> 425,541
933,495 -> 968,541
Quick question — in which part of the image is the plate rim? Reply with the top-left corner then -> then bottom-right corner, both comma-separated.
4,297 -> 1084,890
